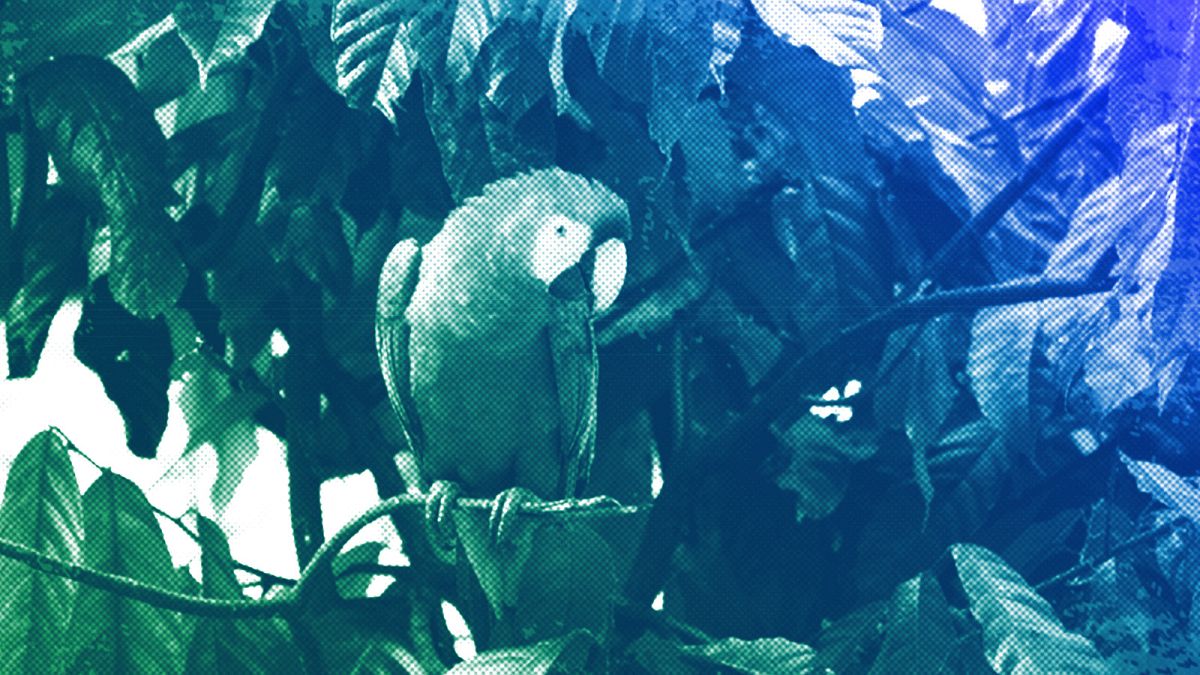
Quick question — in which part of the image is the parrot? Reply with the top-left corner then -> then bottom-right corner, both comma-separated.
375,167 -> 630,557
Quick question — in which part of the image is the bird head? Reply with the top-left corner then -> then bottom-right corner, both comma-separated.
450,168 -> 631,313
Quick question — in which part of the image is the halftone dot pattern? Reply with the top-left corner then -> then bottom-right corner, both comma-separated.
1,0 -> 1199,673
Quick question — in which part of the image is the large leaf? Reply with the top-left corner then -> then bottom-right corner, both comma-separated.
5,193 -> 88,378
173,0 -> 278,86
951,543 -> 1108,675
0,0 -> 175,81
967,303 -> 1038,455
773,414 -> 878,521
680,636 -> 817,674
20,55 -> 186,318
867,573 -> 955,675
1045,123 -> 1178,281
749,0 -> 882,68
74,279 -> 174,458
1150,126 -> 1200,406
1121,454 -> 1200,525
170,351 -> 265,513
769,176 -> 886,346
446,629 -> 599,674
63,473 -> 189,673
330,0 -> 428,123
0,430 -> 85,675
186,516 -> 303,673
724,21 -> 865,181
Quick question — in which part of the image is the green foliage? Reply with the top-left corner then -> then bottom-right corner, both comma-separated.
1,0 -> 1200,672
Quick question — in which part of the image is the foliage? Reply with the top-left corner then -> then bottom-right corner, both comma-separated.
1,0 -> 1200,672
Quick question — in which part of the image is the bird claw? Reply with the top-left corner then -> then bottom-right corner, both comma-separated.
424,480 -> 463,560
488,487 -> 541,547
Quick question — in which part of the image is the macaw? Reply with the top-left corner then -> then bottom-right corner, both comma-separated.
375,168 -> 629,556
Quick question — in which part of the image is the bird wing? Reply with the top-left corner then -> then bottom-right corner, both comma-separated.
547,296 -> 599,498
375,239 -> 426,467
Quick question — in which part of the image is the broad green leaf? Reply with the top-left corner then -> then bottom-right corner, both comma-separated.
749,0 -> 882,68
1121,454 -> 1200,525
968,303 -> 1037,453
681,636 -> 817,674
1046,123 -> 1177,281
446,629 -> 599,674
951,543 -> 1108,675
0,0 -> 175,81
773,415 -> 878,521
330,0 -> 427,124
1150,129 -> 1200,407
171,352 -> 264,513
186,516 -> 302,674
74,280 -> 174,458
1082,304 -> 1153,415
812,600 -> 887,674
20,55 -> 187,318
868,573 -> 955,675
173,0 -> 277,86
5,193 -> 88,378
63,473 -> 189,674
907,315 -> 966,514
0,430 -> 85,675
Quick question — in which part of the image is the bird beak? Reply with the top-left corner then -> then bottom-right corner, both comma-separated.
590,238 -> 626,312
548,238 -> 627,313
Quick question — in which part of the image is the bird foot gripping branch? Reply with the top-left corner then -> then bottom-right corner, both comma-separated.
425,479 -> 626,562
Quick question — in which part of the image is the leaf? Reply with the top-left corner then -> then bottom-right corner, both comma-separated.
0,0 -> 176,81
773,414 -> 878,521
725,24 -> 865,181
812,601 -> 887,674
171,351 -> 265,512
907,315 -> 967,514
173,0 -> 278,86
1150,127 -> 1200,406
680,636 -> 817,674
867,573 -> 954,675
330,0 -> 427,124
1121,454 -> 1200,525
769,176 -> 886,346
967,303 -> 1038,454
5,193 -> 88,378
20,55 -> 186,318
749,0 -> 882,68
446,629 -> 599,674
1045,123 -> 1178,281
876,5 -> 1017,216
63,473 -> 189,674
1082,304 -> 1153,415
0,430 -> 85,675
349,643 -> 428,674
74,279 -> 174,458
951,543 -> 1108,675
186,516 -> 303,674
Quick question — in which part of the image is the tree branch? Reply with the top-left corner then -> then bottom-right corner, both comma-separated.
0,491 -> 641,619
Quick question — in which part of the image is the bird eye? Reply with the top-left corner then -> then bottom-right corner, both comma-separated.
555,223 -> 568,237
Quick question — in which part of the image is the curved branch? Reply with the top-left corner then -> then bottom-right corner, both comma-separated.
0,489 -> 644,619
